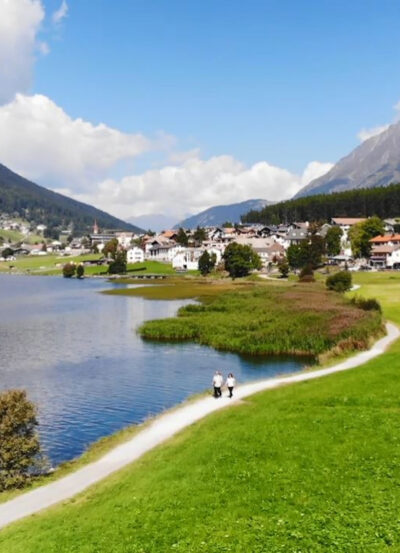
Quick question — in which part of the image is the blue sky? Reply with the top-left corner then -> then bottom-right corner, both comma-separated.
37,0 -> 400,171
1,0 -> 400,220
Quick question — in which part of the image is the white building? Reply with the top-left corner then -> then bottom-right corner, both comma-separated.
127,247 -> 145,264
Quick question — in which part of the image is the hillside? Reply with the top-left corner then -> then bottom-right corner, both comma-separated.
242,182 -> 400,225
127,213 -> 180,233
0,163 -> 141,233
175,199 -> 272,229
296,121 -> 400,197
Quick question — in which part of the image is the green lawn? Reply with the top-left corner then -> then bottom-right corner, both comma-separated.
0,257 -> 181,277
0,273 -> 399,552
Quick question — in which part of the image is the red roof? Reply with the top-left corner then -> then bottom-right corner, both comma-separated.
370,234 -> 400,243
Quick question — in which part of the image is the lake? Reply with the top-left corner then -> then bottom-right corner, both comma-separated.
0,274 -> 304,465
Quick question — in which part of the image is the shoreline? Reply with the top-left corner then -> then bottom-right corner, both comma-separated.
0,320 -> 398,529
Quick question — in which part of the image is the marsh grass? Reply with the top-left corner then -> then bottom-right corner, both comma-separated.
139,283 -> 383,358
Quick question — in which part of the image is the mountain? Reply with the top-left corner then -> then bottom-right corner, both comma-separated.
296,121 -> 400,198
127,213 -> 183,233
0,163 -> 142,233
175,199 -> 273,229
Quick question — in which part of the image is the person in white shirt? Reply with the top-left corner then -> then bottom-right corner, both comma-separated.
226,373 -> 236,398
212,371 -> 224,398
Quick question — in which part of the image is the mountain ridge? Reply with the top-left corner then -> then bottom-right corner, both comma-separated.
0,163 -> 142,233
295,121 -> 400,198
175,199 -> 273,229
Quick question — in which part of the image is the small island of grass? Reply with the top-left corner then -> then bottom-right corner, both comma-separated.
133,279 -> 383,360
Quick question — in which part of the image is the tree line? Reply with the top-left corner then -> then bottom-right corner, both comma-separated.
242,183 -> 400,225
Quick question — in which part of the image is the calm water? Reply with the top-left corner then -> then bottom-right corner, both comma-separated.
0,275 -> 303,465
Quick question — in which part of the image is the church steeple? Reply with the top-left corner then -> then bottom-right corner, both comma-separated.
93,220 -> 99,234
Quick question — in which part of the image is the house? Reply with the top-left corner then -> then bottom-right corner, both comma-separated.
116,232 -> 134,248
370,234 -> 400,247
172,248 -> 201,271
127,247 -> 145,264
369,245 -> 395,268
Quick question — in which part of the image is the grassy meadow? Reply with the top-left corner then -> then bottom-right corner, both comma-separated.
0,272 -> 399,552
0,256 -> 181,277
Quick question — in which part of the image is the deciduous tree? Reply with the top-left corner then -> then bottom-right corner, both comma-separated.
0,390 -> 43,491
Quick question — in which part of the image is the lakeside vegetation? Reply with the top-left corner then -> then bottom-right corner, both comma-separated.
138,281 -> 383,358
0,272 -> 399,552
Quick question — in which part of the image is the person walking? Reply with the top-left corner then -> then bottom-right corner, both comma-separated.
226,373 -> 236,398
212,371 -> 223,398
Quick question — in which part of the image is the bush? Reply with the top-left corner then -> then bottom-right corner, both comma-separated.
108,251 -> 127,274
62,262 -> 76,278
350,296 -> 382,312
326,270 -> 352,292
299,264 -> 315,283
0,390 -> 43,491
278,259 -> 289,278
76,264 -> 85,279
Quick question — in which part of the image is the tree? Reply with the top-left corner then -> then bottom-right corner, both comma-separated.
108,250 -> 127,274
326,270 -> 352,292
176,228 -> 189,247
198,250 -> 216,276
0,390 -> 43,491
325,226 -> 343,256
287,244 -> 303,271
63,262 -> 76,278
103,238 -> 119,258
76,264 -> 85,279
278,259 -> 289,278
1,247 -> 14,259
349,216 -> 385,258
223,242 -> 262,278
193,227 -> 207,245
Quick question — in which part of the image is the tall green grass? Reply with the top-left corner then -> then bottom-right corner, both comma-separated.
140,284 -> 383,358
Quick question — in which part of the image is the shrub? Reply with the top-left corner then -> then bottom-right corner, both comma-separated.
108,251 -> 127,274
278,259 -> 289,278
350,296 -> 382,312
299,264 -> 315,283
326,270 -> 352,292
62,262 -> 76,278
0,390 -> 43,491
76,264 -> 85,279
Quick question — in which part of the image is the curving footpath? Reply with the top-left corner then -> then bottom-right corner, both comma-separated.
0,322 -> 398,530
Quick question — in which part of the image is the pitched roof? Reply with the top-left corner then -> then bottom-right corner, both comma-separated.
370,234 -> 400,243
331,217 -> 366,225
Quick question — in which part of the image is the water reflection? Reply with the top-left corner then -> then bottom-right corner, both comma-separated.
0,275 -> 303,464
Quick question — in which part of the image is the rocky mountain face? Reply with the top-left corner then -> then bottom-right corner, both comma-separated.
296,121 -> 400,198
175,199 -> 273,229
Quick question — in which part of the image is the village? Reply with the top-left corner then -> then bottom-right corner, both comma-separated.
1,212 -> 400,272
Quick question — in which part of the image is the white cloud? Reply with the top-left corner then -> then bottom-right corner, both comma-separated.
0,0 -> 45,104
357,98 -> 400,142
357,124 -> 390,142
301,160 -> 334,186
0,94 -> 152,187
67,155 -> 333,220
52,0 -> 68,24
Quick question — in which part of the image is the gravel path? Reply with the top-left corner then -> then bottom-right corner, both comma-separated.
0,322 -> 398,529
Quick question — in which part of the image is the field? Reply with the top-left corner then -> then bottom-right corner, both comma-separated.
0,256 -> 181,277
0,273 -> 399,552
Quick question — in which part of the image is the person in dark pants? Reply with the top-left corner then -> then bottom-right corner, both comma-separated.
226,373 -> 236,398
212,371 -> 223,398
